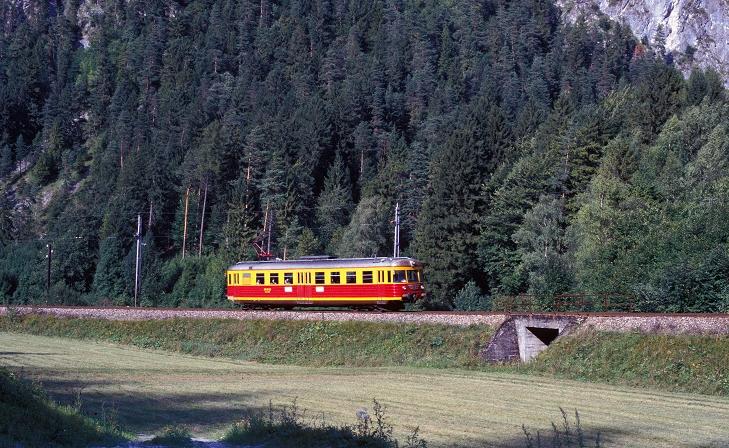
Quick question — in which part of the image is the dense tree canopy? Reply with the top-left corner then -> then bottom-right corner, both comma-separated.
1,0 -> 728,312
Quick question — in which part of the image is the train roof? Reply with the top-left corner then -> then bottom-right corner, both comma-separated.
228,256 -> 423,270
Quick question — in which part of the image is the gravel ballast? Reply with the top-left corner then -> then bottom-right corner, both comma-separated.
3,306 -> 729,334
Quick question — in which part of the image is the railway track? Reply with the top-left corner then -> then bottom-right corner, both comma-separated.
2,306 -> 729,334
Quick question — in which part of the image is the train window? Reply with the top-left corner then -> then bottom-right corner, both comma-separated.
256,273 -> 265,284
270,273 -> 279,284
346,271 -> 357,284
242,273 -> 251,285
394,270 -> 406,282
228,274 -> 232,285
330,272 -> 341,284
377,271 -> 383,282
387,271 -> 392,282
363,271 -> 373,283
407,270 -> 419,282
315,272 -> 325,284
235,273 -> 240,284
284,273 -> 293,284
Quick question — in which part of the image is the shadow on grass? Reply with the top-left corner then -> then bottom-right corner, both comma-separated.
15,376 -> 271,434
0,351 -> 57,355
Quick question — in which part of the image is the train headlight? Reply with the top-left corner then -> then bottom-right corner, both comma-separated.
402,286 -> 408,291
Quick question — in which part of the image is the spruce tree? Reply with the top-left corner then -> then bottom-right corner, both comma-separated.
413,106 -> 490,308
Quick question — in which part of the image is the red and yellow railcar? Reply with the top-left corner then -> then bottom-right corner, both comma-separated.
226,256 -> 425,310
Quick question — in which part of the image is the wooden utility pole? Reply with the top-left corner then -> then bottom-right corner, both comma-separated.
182,186 -> 190,259
148,200 -> 153,229
199,176 -> 208,258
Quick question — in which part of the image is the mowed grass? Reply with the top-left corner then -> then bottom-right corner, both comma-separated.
3,333 -> 729,447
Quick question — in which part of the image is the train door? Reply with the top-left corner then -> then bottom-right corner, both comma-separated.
376,270 -> 385,300
385,270 -> 392,299
297,272 -> 312,303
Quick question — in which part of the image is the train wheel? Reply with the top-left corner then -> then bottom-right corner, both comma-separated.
388,301 -> 404,312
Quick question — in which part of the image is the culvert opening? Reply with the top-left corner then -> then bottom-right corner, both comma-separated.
526,327 -> 559,346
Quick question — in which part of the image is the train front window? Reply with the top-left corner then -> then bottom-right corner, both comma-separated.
256,273 -> 265,284
330,272 -> 341,284
270,273 -> 279,284
407,270 -> 420,283
346,271 -> 357,284
315,272 -> 325,284
394,270 -> 406,282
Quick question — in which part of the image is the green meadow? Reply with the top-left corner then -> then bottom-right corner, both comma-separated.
2,316 -> 729,446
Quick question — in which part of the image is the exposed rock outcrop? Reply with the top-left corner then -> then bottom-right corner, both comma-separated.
556,0 -> 729,83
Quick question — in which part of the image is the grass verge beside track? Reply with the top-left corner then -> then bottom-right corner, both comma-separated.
522,327 -> 729,396
0,314 -> 492,368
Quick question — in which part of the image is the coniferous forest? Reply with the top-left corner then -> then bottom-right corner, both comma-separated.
1,0 -> 729,311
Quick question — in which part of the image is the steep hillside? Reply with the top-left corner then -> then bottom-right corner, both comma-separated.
1,0 -> 729,312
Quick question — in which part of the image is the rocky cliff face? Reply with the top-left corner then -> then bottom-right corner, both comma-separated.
556,0 -> 729,82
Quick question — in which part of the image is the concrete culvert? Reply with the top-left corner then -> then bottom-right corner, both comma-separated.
481,314 -> 584,363
526,326 -> 559,346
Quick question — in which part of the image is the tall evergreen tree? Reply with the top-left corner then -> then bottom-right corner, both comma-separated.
413,103 -> 492,308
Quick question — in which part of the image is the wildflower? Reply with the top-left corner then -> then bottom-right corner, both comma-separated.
356,408 -> 370,420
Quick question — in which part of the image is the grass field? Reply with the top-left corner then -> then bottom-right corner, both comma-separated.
2,332 -> 729,447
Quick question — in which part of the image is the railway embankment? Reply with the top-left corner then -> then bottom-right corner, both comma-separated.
2,306 -> 729,335
0,305 -> 509,326
580,314 -> 729,334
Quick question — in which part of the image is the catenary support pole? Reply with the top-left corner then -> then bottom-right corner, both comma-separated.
46,243 -> 52,304
135,213 -> 142,307
393,202 -> 400,258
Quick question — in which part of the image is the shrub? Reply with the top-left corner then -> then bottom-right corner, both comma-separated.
222,398 -> 427,448
522,408 -> 600,448
150,424 -> 193,446
453,280 -> 492,311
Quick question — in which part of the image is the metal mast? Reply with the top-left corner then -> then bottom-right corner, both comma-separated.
134,213 -> 142,307
46,243 -> 52,304
393,202 -> 400,258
